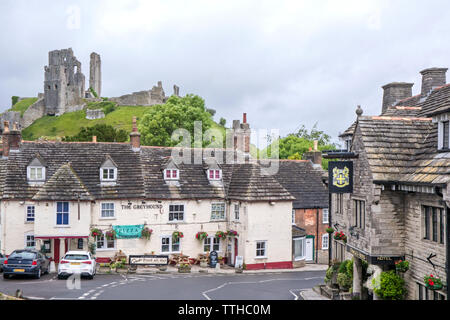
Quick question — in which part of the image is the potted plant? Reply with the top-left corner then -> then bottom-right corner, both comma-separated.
195,232 -> 208,241
110,262 -> 117,272
334,231 -> 347,243
105,229 -> 116,240
326,227 -> 335,234
218,256 -> 224,265
90,228 -> 102,238
395,260 -> 409,273
337,273 -> 352,292
178,263 -> 191,273
172,231 -> 184,242
141,227 -> 153,240
227,230 -> 239,237
373,271 -> 406,300
424,274 -> 443,290
215,231 -> 227,239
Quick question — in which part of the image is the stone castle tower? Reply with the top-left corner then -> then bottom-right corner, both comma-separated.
89,52 -> 101,97
44,48 -> 86,116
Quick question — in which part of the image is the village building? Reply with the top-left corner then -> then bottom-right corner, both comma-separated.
0,114 -> 329,271
330,67 -> 450,300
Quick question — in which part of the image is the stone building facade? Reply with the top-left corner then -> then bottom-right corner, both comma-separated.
331,67 -> 450,300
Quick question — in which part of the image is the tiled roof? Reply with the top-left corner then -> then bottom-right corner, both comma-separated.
355,116 -> 450,185
339,121 -> 356,138
0,142 -> 298,203
292,225 -> 307,237
273,160 -> 329,209
419,84 -> 450,116
382,106 -> 423,117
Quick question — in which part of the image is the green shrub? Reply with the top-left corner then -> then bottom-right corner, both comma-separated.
339,260 -> 352,274
89,87 -> 98,98
337,273 -> 352,291
373,271 -> 406,300
11,96 -> 19,106
346,259 -> 354,279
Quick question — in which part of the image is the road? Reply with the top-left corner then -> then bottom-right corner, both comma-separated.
0,270 -> 325,300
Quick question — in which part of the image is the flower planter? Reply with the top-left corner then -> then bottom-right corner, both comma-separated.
424,274 -> 443,291
158,266 -> 168,272
426,283 -> 443,291
200,261 -> 208,268
235,268 -> 243,274
178,267 -> 191,273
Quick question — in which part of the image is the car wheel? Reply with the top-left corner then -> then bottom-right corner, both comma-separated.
35,268 -> 41,279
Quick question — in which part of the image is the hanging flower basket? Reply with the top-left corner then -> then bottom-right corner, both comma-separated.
326,227 -> 335,234
141,227 -> 153,240
172,231 -> 184,242
105,229 -> 116,240
424,274 -> 443,290
395,260 -> 409,273
227,230 -> 239,237
195,232 -> 208,241
215,231 -> 227,239
90,228 -> 102,238
334,231 -> 347,243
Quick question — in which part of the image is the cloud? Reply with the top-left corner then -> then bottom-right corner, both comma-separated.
1,0 -> 450,147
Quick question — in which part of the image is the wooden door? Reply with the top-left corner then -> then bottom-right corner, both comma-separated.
54,239 -> 60,263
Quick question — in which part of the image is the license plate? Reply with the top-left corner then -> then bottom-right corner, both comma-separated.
14,269 -> 25,272
71,262 -> 80,265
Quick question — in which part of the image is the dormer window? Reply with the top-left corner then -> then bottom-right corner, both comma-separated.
208,169 -> 222,180
101,168 -> 117,181
164,169 -> 179,180
28,166 -> 45,181
27,154 -> 47,183
100,155 -> 118,183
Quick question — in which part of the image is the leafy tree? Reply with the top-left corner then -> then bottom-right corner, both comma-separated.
62,124 -> 128,142
11,96 -> 19,106
206,108 -> 216,116
260,123 -> 337,169
139,94 -> 216,147
219,117 -> 226,127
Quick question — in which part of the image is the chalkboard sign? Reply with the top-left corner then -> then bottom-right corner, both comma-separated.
209,251 -> 218,268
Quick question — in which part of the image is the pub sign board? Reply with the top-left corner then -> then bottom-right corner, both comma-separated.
129,255 -> 169,266
328,161 -> 353,194
347,245 -> 404,265
209,251 -> 218,268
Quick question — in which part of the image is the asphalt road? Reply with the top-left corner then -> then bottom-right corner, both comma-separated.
0,270 -> 325,300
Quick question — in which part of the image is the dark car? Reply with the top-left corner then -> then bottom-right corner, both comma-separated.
0,253 -> 6,272
3,249 -> 50,279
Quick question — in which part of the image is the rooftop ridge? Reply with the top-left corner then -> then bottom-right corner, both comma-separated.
394,106 -> 422,110
369,116 -> 432,121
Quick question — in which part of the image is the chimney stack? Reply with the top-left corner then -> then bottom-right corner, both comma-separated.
92,136 -> 97,143
420,68 -> 448,98
304,140 -> 322,167
130,116 -> 141,151
231,114 -> 251,155
381,82 -> 413,113
2,121 -> 22,157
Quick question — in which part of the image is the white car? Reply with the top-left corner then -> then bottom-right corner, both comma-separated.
58,251 -> 96,279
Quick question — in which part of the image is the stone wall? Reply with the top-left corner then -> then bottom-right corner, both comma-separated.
22,97 -> 46,128
86,109 -> 105,120
403,192 -> 446,300
110,81 -> 166,106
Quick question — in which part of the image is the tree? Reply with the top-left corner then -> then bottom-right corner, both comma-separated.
260,123 -> 337,169
138,94 -> 216,147
62,124 -> 128,142
219,117 -> 226,127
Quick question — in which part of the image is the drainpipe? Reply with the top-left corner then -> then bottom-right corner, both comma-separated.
316,208 -> 319,264
329,193 -> 332,267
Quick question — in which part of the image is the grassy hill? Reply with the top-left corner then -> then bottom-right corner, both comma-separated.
9,98 -> 38,116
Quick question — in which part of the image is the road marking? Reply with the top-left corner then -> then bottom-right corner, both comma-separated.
289,289 -> 302,300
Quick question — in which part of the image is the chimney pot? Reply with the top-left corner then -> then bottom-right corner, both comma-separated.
92,136 -> 97,143
313,140 -> 318,151
243,113 -> 247,124
3,121 -> 9,133
130,116 -> 141,151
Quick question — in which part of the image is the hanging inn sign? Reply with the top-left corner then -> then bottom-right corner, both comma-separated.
328,161 -> 353,194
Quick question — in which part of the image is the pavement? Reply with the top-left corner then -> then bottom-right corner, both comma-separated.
299,288 -> 330,300
114,263 -> 329,275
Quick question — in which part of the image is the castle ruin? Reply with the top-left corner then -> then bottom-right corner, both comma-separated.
89,52 -> 101,97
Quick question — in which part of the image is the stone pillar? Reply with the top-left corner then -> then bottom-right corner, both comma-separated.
352,258 -> 363,299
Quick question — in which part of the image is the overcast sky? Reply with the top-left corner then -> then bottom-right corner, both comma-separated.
1,0 -> 450,147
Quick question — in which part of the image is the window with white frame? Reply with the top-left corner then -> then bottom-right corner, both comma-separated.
208,169 -> 222,180
211,203 -> 225,220
96,233 -> 115,250
323,208 -> 329,224
293,237 -> 305,260
161,236 -> 180,253
169,204 -> 184,222
101,203 -> 115,218
322,234 -> 329,250
26,205 -> 35,222
204,237 -> 220,252
56,201 -> 69,225
256,241 -> 267,258
100,167 -> 117,181
25,234 -> 35,248
27,166 -> 45,181
438,120 -> 449,150
164,169 -> 179,180
234,204 -> 240,220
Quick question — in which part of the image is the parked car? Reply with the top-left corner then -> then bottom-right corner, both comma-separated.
0,253 -> 6,272
3,249 -> 50,279
58,251 -> 96,279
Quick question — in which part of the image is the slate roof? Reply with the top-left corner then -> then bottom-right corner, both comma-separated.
292,225 -> 307,238
355,116 -> 450,185
273,160 -> 329,209
382,106 -> 423,117
0,142 -> 300,203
